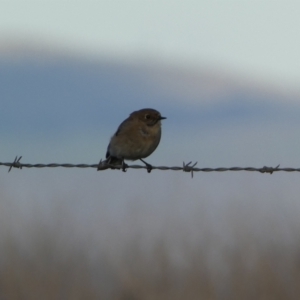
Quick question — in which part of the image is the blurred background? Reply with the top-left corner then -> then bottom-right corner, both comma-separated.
1,1 -> 300,299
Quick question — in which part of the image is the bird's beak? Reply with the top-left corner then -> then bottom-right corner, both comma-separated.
159,116 -> 167,120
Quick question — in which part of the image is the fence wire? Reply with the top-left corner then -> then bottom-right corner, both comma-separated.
1,156 -> 299,178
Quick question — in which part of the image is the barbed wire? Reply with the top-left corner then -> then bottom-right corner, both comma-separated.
1,156 -> 299,178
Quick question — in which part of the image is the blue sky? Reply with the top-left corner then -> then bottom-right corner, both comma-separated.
1,1 -> 300,91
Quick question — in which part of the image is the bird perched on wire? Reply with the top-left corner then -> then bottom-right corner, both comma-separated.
97,108 -> 166,173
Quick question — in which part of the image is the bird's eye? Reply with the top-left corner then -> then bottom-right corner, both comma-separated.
145,114 -> 151,119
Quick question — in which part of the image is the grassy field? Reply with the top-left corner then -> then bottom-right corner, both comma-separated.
0,215 -> 299,300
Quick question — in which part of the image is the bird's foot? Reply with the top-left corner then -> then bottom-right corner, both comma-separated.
145,163 -> 152,173
140,159 -> 152,173
122,161 -> 128,172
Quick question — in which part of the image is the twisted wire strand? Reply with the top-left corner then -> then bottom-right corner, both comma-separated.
1,156 -> 299,176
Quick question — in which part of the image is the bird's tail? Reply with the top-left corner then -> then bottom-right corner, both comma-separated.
97,156 -> 123,171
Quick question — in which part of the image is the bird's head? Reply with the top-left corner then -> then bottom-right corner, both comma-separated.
131,108 -> 166,126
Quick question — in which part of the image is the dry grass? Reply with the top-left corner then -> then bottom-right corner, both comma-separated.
0,225 -> 300,300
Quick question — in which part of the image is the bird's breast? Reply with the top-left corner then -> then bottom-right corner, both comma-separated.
108,122 -> 161,160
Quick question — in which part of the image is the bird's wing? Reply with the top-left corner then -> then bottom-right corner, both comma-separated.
114,116 -> 133,136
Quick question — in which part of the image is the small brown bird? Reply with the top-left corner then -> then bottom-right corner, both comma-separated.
97,108 -> 166,172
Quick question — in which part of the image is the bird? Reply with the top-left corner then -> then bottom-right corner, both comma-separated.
97,108 -> 166,173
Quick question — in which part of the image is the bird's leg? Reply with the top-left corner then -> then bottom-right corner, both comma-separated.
122,159 -> 128,172
140,159 -> 152,173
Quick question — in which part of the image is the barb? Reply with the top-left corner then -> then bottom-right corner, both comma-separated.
8,156 -> 22,172
259,164 -> 280,174
183,161 -> 198,178
1,156 -> 300,176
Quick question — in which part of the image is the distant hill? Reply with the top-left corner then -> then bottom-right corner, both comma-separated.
1,42 -> 300,137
